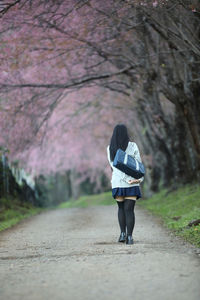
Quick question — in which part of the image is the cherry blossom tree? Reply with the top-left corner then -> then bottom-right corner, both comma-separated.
0,0 -> 199,197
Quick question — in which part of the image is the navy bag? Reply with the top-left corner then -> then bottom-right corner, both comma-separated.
113,148 -> 145,179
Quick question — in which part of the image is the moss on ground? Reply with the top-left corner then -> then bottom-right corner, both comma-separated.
0,197 -> 44,231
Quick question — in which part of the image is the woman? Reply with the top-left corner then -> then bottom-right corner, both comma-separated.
106,124 -> 144,245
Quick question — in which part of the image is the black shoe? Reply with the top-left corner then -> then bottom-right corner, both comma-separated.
118,232 -> 126,242
126,235 -> 134,245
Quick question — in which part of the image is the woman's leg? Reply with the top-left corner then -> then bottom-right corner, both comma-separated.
124,196 -> 137,200
124,199 -> 136,236
115,196 -> 124,202
116,200 -> 126,233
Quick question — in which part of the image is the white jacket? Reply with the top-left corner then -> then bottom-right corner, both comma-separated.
106,141 -> 144,189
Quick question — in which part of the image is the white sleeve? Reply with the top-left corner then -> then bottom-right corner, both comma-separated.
121,173 -> 135,183
134,143 -> 142,162
134,143 -> 144,182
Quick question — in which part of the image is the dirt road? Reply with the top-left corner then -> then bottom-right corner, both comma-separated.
0,204 -> 200,300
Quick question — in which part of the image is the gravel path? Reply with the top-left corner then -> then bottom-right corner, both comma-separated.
0,204 -> 200,300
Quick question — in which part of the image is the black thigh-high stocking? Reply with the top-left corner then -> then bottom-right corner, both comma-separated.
116,201 -> 126,233
124,199 -> 136,236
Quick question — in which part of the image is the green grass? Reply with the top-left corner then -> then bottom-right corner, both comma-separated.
0,197 -> 45,232
138,183 -> 200,248
58,191 -> 114,208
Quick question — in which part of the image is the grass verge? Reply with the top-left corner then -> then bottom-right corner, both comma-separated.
0,197 -> 45,232
58,191 -> 114,208
138,183 -> 200,248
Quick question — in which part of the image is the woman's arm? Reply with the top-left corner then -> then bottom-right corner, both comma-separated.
107,145 -> 113,168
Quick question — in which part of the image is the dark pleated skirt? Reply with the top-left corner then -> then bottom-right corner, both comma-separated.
112,186 -> 142,200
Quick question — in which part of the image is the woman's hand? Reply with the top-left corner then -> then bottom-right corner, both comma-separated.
128,179 -> 140,184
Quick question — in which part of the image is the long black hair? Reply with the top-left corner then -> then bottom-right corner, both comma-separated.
109,124 -> 130,161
